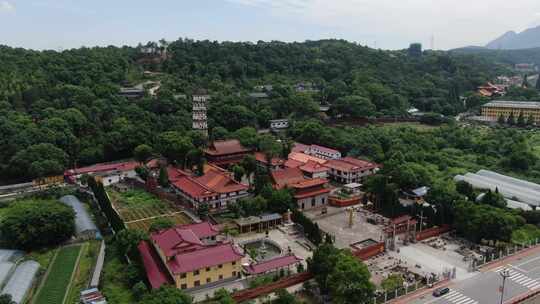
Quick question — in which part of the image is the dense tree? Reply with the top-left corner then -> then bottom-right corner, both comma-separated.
134,144 -> 154,164
517,111 -> 526,127
149,218 -> 175,232
331,95 -> 376,119
139,286 -> 192,304
158,166 -> 169,187
0,295 -> 15,304
328,252 -> 375,304
156,131 -> 194,167
8,143 -> 68,179
0,199 -> 75,250
114,229 -> 148,257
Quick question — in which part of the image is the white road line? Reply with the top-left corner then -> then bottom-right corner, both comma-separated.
460,300 -> 476,304
451,295 -> 467,302
454,297 -> 472,304
515,255 -> 540,267
447,293 -> 465,300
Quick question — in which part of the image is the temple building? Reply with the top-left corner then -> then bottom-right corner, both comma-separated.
270,167 -> 330,210
169,165 -> 250,212
204,140 -> 252,167
325,157 -> 379,184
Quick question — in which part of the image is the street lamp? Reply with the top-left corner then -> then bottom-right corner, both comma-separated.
499,268 -> 511,304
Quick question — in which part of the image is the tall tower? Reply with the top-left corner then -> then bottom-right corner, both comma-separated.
192,89 -> 209,137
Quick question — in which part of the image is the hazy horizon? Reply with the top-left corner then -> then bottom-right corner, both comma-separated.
1,0 -> 540,51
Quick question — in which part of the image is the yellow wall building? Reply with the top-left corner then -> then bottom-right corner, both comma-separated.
482,100 -> 540,123
142,222 -> 244,290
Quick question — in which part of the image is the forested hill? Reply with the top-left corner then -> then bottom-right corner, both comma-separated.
451,46 -> 540,66
0,40 -> 507,183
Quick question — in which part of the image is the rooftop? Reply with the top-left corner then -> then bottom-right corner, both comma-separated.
244,255 -> 302,275
254,152 -> 285,167
325,157 -> 378,172
482,100 -> 540,109
270,167 -> 306,189
171,165 -> 248,198
288,152 -> 327,165
300,160 -> 329,173
309,144 -> 340,155
205,139 -> 250,156
65,161 -> 139,176
138,241 -> 174,289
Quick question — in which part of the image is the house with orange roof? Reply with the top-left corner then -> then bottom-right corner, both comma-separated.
288,152 -> 327,165
170,165 -> 249,211
325,157 -> 379,184
299,160 -> 329,179
204,139 -> 252,167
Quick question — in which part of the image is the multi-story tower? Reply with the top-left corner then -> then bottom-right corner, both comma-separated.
192,90 -> 210,137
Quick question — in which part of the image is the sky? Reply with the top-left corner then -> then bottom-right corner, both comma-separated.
1,0 -> 540,50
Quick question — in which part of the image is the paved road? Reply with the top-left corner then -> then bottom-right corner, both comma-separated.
408,248 -> 540,304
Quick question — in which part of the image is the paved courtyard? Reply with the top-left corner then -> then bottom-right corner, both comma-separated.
306,207 -> 384,249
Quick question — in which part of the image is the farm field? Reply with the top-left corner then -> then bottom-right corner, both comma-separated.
108,189 -> 192,231
33,245 -> 82,304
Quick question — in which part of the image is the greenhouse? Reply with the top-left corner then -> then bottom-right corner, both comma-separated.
1,260 -> 40,304
0,250 -> 23,263
60,195 -> 99,240
0,262 -> 15,288
454,170 -> 540,208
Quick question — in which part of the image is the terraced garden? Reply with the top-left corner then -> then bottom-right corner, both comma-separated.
108,189 -> 192,231
34,245 -> 82,304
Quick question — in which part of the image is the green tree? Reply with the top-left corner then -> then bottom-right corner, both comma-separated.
149,218 -> 175,232
273,289 -> 299,304
139,286 -> 192,304
156,131 -> 194,167
508,112 -> 516,125
8,143 -> 68,179
0,294 -> 16,304
527,114 -> 535,125
497,113 -> 506,125
517,111 -> 526,127
114,229 -> 148,257
134,144 -> 154,164
159,166 -> 169,187
212,289 -> 235,304
381,274 -> 404,291
328,252 -> 375,304
132,281 -> 148,301
332,95 -> 376,119
0,199 -> 75,250
232,165 -> 245,182
308,243 -> 341,294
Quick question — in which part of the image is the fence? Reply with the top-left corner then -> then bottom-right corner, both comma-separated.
472,238 -> 540,271
416,225 -> 452,242
232,272 -> 314,303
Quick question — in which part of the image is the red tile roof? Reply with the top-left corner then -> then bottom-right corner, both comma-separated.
325,157 -> 378,172
300,161 -> 329,173
270,167 -> 306,189
178,222 -> 220,239
244,255 -> 303,275
167,242 -> 244,274
288,152 -> 327,165
171,166 -> 248,199
205,139 -> 250,156
138,241 -> 174,289
292,143 -> 309,153
284,159 -> 303,168
254,152 -> 285,166
65,161 -> 139,176
292,178 -> 328,189
151,228 -> 205,257
294,187 -> 331,199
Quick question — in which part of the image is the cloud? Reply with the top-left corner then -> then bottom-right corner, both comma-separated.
0,1 -> 14,13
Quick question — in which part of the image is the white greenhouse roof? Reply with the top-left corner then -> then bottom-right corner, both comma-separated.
1,260 -> 40,304
60,195 -> 98,236
0,262 -> 15,288
0,250 -> 23,263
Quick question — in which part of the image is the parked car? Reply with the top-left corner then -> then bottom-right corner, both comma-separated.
433,287 -> 450,297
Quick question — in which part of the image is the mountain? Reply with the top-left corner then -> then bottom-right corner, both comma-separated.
486,26 -> 540,50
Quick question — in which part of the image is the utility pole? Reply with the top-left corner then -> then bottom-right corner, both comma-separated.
499,268 -> 510,304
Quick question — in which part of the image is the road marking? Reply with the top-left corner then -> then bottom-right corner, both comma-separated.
503,270 -> 540,290
441,290 -> 478,304
515,255 -> 540,267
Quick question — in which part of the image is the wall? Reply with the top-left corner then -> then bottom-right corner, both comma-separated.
329,196 -> 361,207
175,261 -> 242,289
352,242 -> 385,260
297,193 -> 328,210
415,225 -> 451,242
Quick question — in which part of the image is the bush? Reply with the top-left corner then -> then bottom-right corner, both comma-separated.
0,199 -> 75,250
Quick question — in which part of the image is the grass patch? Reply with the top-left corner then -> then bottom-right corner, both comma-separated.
101,249 -> 136,304
34,245 -> 82,304
512,224 -> 540,244
110,189 -> 165,209
65,241 -> 100,304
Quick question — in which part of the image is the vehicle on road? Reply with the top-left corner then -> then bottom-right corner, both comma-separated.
433,287 -> 450,297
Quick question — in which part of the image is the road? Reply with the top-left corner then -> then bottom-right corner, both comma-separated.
407,247 -> 540,304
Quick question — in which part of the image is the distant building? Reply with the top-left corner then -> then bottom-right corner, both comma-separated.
304,144 -> 341,160
64,161 -> 139,186
408,43 -> 422,57
119,87 -> 145,99
269,119 -> 289,131
138,222 -> 244,290
204,140 -> 252,167
295,82 -> 320,93
192,90 -> 210,137
481,100 -> 540,123
299,160 -> 329,179
247,92 -> 269,99
477,82 -> 506,98
169,165 -> 250,211
325,157 -> 379,184
515,63 -> 536,73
